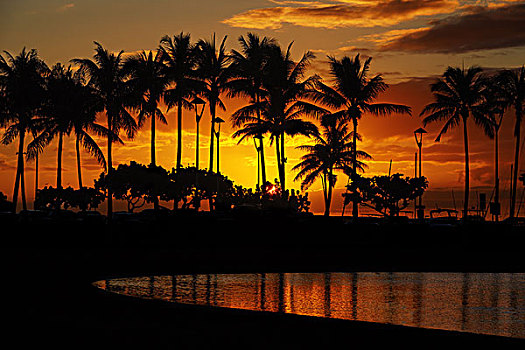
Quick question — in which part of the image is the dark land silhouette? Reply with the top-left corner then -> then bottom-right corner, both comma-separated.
6,210 -> 524,347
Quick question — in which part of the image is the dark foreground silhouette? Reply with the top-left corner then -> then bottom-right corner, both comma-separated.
6,213 -> 524,347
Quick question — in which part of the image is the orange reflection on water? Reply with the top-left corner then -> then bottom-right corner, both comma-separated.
94,272 -> 524,339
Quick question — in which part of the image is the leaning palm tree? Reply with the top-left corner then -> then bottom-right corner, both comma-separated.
194,34 -> 232,173
159,32 -> 202,170
308,54 -> 412,218
124,50 -> 169,166
232,42 -> 327,191
497,66 -> 524,218
0,48 -> 48,211
420,66 -> 494,220
293,115 -> 370,216
228,33 -> 277,185
72,42 -> 137,217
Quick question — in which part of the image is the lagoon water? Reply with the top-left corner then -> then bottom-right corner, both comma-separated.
94,272 -> 524,339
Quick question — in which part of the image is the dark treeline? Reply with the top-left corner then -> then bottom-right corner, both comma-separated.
0,33 -> 523,218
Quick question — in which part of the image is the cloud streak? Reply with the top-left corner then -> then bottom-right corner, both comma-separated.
377,2 -> 525,53
222,0 -> 460,29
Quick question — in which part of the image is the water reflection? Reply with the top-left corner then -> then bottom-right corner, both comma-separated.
94,272 -> 525,339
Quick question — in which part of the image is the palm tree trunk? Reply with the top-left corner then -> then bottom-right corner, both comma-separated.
76,135 -> 83,188
107,114 -> 113,218
280,132 -> 286,192
327,168 -> 333,216
256,94 -> 267,184
510,108 -> 522,218
209,102 -> 216,173
34,152 -> 39,209
494,126 -> 499,221
57,131 -> 63,188
352,117 -> 358,219
275,135 -> 282,186
151,113 -> 156,166
176,100 -> 183,170
151,115 -> 159,210
12,128 -> 25,212
321,172 -> 328,216
20,155 -> 27,211
462,116 -> 470,220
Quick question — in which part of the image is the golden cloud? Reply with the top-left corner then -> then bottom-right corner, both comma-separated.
222,0 -> 460,29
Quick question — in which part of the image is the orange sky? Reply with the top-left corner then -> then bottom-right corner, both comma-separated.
1,0 -> 524,215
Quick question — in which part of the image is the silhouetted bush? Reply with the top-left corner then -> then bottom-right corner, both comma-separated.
344,173 -> 428,217
0,191 -> 13,211
35,186 -> 105,211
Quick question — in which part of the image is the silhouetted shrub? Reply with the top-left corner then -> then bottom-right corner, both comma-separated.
344,173 -> 428,217
35,186 -> 105,211
0,191 -> 13,211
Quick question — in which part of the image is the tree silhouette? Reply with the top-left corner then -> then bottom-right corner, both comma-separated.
346,173 -> 428,218
194,34 -> 232,173
420,66 -> 494,219
293,115 -> 370,216
27,64 -> 108,189
160,32 -> 203,170
307,54 -> 411,219
497,66 -> 524,218
231,42 -> 326,191
72,42 -> 137,217
0,48 -> 48,211
124,50 -> 169,167
228,33 -> 277,185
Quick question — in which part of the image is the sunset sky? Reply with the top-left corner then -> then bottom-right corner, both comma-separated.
1,0 -> 524,215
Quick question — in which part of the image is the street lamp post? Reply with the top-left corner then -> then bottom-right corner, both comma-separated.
191,97 -> 206,171
214,117 -> 225,174
253,134 -> 264,189
414,128 -> 427,220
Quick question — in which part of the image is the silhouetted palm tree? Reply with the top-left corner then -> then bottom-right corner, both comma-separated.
228,33 -> 277,185
483,76 -> 507,221
308,54 -> 411,218
0,48 -> 48,211
27,64 -> 108,189
72,42 -> 137,217
231,42 -> 326,191
293,115 -> 370,216
421,66 -> 494,219
159,32 -> 202,170
70,72 -> 109,189
194,34 -> 232,173
497,66 -> 524,218
124,50 -> 169,166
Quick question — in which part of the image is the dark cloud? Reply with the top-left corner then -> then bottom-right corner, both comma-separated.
378,3 -> 525,53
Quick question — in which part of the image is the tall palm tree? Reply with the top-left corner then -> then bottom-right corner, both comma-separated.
159,32 -> 202,170
27,64 -> 108,189
0,48 -> 48,211
308,54 -> 411,218
124,50 -> 169,166
72,42 -> 137,217
293,115 -> 370,216
70,70 -> 109,189
420,66 -> 494,219
228,33 -> 277,185
231,42 -> 327,192
483,76 -> 507,221
194,34 -> 232,173
498,66 -> 524,218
